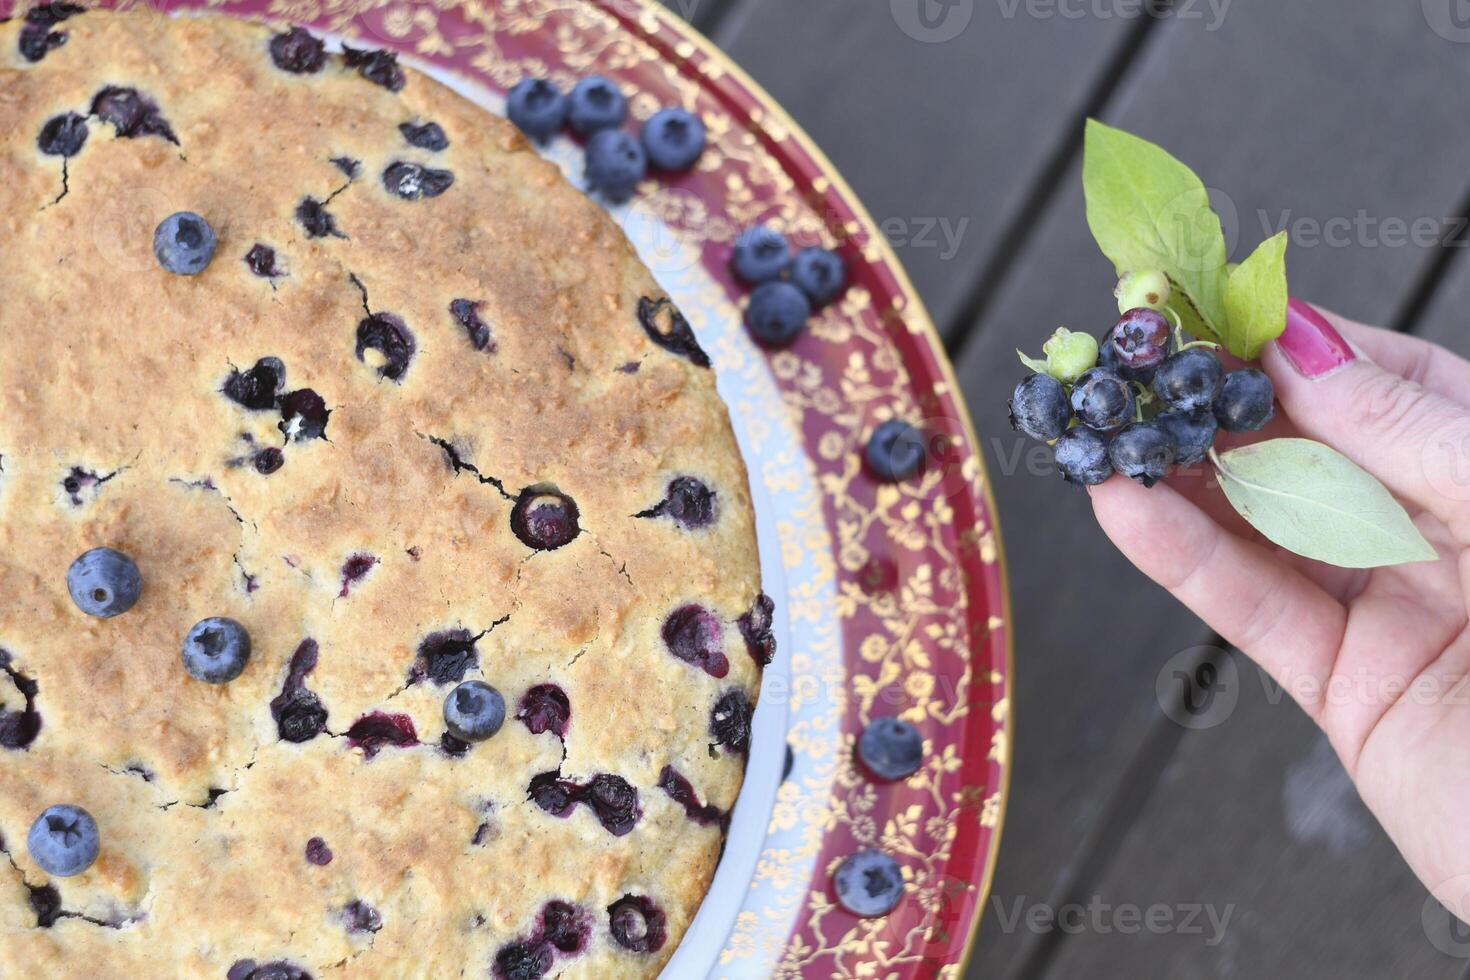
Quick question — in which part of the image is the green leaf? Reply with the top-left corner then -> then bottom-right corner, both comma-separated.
1016,349 -> 1051,375
1212,439 -> 1437,568
1082,120 -> 1229,344
1223,231 -> 1289,360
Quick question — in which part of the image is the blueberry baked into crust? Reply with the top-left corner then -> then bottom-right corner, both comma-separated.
0,9 -> 768,978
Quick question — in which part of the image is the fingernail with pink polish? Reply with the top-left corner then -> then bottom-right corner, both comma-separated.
1277,298 -> 1355,379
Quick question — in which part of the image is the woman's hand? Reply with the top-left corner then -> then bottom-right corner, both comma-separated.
1091,298 -> 1470,915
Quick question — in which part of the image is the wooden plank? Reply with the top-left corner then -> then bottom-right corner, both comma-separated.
954,3 -> 1470,976
712,0 -> 1144,335
1038,662 -> 1461,979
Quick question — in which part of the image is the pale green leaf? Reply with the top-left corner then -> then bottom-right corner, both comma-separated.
1083,120 -> 1228,344
1016,350 -> 1050,375
1213,439 -> 1437,568
1224,231 -> 1289,360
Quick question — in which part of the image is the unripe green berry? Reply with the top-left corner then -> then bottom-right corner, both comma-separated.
1041,327 -> 1099,384
1115,270 -> 1171,314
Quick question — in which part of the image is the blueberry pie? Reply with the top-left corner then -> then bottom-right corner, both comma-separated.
0,10 -> 766,976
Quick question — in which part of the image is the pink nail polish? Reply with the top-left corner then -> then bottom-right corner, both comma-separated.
1278,298 -> 1355,379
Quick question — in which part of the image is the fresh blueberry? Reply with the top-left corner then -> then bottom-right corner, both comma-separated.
1108,420 -> 1176,487
636,476 -> 716,529
1097,327 -> 1163,386
355,313 -> 416,381
607,895 -> 666,953
27,805 -> 99,877
443,681 -> 505,742
399,120 -> 448,151
637,296 -> 710,368
790,247 -> 847,306
244,244 -> 283,278
507,78 -> 568,143
182,617 -> 251,684
662,604 -> 729,678
1157,410 -> 1218,467
223,357 -> 285,411
278,389 -> 330,442
90,87 -> 176,143
584,129 -> 646,204
517,684 -> 570,737
66,547 -> 142,619
295,197 -> 344,239
382,162 -> 454,200
494,941 -> 552,980
511,488 -> 580,550
539,900 -> 590,954
710,689 -> 753,754
37,112 -> 88,157
641,107 -> 705,171
1053,426 -> 1112,486
449,299 -> 495,352
1108,308 -> 1172,371
833,850 -> 904,917
19,2 -> 83,63
865,419 -> 925,482
341,45 -> 405,91
1009,373 -> 1072,443
154,212 -> 217,276
567,76 -> 627,136
744,281 -> 810,348
1215,368 -> 1276,432
857,717 -> 923,782
1069,367 -> 1135,432
269,27 -> 326,74
1153,347 -> 1224,413
730,226 -> 790,284
253,449 -> 285,475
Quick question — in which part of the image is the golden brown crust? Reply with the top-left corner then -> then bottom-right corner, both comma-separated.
0,9 -> 761,977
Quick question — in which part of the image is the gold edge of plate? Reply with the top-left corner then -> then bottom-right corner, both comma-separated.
628,2 -> 1017,974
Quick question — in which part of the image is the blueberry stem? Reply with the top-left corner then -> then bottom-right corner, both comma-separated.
1163,303 -> 1222,354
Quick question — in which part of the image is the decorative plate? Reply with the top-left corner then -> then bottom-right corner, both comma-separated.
12,0 -> 1013,974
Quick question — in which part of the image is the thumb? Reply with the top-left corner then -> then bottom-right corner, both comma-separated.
1261,298 -> 1470,542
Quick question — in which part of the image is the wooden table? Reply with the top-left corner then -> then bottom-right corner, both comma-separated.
662,0 -> 1470,975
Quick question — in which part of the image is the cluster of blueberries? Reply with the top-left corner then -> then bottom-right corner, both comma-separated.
30,547 -> 510,880
1009,280 -> 1277,486
506,74 -> 706,203
729,224 -> 847,348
